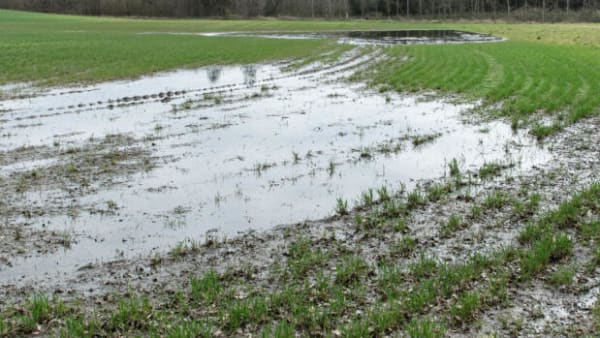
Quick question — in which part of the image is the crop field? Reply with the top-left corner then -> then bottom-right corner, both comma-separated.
0,8 -> 599,338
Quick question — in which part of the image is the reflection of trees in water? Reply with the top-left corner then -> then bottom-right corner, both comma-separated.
242,65 -> 257,86
207,67 -> 222,83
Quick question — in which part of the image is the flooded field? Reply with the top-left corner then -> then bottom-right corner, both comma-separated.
3,18 -> 600,337
0,48 -> 548,284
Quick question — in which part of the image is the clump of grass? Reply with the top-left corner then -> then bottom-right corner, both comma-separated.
593,300 -> 600,334
381,199 -> 407,218
440,214 -> 464,238
580,220 -> 600,243
390,236 -> 416,258
403,280 -> 437,313
166,320 -> 211,338
426,183 -> 451,202
360,189 -> 375,208
342,319 -> 370,338
485,273 -> 509,306
377,186 -> 391,202
469,204 -> 483,220
531,123 -> 563,141
448,158 -> 461,178
478,161 -> 513,179
406,318 -> 446,338
335,256 -> 370,287
286,238 -> 328,279
586,246 -> 600,273
224,297 -> 268,331
377,265 -> 404,300
512,193 -> 541,220
19,294 -> 51,333
519,185 -> 600,278
483,191 -> 512,210
61,314 -> 102,338
518,221 -> 548,245
520,232 -> 573,280
411,133 -> 442,147
260,321 -> 295,338
354,212 -> 386,231
335,198 -> 349,216
190,271 -> 222,303
409,255 -> 439,279
111,296 -> 152,331
548,265 -> 576,287
450,291 -> 481,325
407,190 -> 427,210
550,184 -> 600,229
30,294 -> 50,320
393,218 -> 408,232
170,238 -> 201,258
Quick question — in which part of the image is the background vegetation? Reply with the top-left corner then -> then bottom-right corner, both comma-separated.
1,8 -> 599,337
1,0 -> 600,22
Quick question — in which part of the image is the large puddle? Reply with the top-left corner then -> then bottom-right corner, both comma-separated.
0,50 -> 547,283
200,30 -> 502,45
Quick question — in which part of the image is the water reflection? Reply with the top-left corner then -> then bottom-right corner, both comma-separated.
243,65 -> 257,86
207,67 -> 222,83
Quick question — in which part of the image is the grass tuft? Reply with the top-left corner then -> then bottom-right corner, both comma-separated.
190,271 -> 222,303
406,318 -> 446,338
335,256 -> 370,287
450,291 -> 481,325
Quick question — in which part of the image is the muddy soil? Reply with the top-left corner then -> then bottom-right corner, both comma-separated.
0,134 -> 158,265
1,115 -> 597,337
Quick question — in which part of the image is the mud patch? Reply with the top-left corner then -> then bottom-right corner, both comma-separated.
0,133 -> 158,267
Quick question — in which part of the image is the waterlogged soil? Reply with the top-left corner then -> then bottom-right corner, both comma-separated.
0,49 -> 549,283
0,47 -> 598,336
0,134 -> 156,267
1,116 -> 598,337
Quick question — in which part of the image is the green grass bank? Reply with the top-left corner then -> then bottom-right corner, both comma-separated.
3,9 -> 600,135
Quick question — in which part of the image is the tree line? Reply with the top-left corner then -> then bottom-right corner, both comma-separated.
1,0 -> 600,21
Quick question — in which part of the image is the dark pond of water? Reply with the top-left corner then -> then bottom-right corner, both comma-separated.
205,30 -> 502,45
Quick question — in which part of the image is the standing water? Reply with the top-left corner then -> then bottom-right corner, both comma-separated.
0,45 -> 544,284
